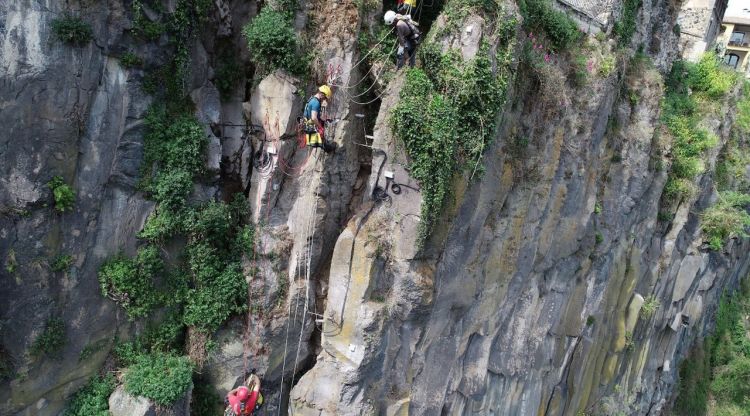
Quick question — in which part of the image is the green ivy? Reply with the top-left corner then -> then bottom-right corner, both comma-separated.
48,176 -> 75,212
124,352 -> 193,405
63,374 -> 116,416
242,9 -> 303,75
30,318 -> 66,357
392,39 -> 513,246
51,15 -> 93,45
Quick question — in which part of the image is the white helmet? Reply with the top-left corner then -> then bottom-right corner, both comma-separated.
384,10 -> 396,25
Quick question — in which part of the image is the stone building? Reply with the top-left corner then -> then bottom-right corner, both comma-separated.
678,0 -> 729,61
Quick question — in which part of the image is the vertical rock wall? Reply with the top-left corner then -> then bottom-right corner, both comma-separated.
2,0 -> 749,414
290,0 -> 750,415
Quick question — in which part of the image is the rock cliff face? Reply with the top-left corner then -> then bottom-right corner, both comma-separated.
1,0 -> 748,415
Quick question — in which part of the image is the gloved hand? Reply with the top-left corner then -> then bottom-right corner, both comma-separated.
224,397 -> 229,405
397,45 -> 405,56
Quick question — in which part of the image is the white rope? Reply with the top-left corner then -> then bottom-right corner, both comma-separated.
276,167 -> 317,416
291,172 -> 319,387
343,40 -> 398,99
336,27 -> 395,88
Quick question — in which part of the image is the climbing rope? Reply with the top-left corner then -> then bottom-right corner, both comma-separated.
331,27 -> 396,89
275,163 -> 321,416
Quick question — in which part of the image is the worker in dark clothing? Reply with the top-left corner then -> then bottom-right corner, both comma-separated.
384,11 -> 420,69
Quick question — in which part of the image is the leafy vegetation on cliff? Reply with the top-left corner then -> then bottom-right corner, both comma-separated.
674,277 -> 750,415
30,318 -> 66,358
63,374 -> 116,416
660,54 -> 750,251
48,176 -> 76,213
124,353 -> 194,405
517,0 -> 580,50
242,8 -> 304,75
391,4 -> 516,246
72,0 -> 255,408
51,15 -> 93,45
662,54 -> 736,206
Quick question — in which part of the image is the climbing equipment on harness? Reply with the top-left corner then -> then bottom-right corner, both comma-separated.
400,15 -> 421,43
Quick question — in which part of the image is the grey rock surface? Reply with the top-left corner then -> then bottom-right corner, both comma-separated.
1,0 -> 748,415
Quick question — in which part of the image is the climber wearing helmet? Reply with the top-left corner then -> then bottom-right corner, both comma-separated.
302,85 -> 336,153
384,11 -> 420,69
225,372 -> 263,415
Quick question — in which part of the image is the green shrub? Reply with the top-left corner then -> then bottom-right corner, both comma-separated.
690,53 -> 738,99
639,295 -> 660,320
51,254 -> 73,272
710,356 -> 750,404
613,0 -> 641,46
114,340 -> 146,367
701,191 -> 750,250
98,246 -> 164,319
595,232 -> 603,244
124,352 -> 193,405
31,318 -> 66,357
716,142 -> 750,192
120,52 -> 143,68
48,176 -> 75,212
586,315 -> 595,326
182,245 -> 247,330
139,210 -> 183,242
663,177 -> 695,203
599,56 -> 615,77
63,374 -> 116,416
51,15 -> 93,44
661,56 -> 738,208
242,9 -> 301,74
518,0 -> 580,50
141,110 -> 206,196
152,170 -> 194,211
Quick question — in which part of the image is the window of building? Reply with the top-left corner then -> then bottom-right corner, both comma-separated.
724,53 -> 740,69
730,31 -> 746,44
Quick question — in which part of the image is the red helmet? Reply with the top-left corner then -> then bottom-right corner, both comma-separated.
236,386 -> 249,401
